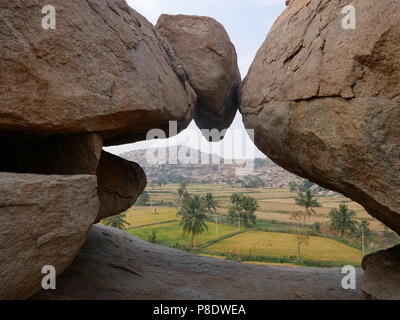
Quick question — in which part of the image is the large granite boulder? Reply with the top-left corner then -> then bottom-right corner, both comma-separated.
0,173 -> 99,299
157,15 -> 241,133
32,225 -> 364,300
0,0 -> 196,145
241,0 -> 400,234
96,151 -> 147,222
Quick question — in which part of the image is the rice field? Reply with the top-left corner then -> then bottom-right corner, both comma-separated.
145,184 -> 382,231
128,221 -> 239,247
125,206 -> 177,227
206,230 -> 362,265
117,183 -> 393,267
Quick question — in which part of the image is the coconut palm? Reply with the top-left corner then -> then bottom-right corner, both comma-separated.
202,192 -> 219,238
178,195 -> 208,249
177,181 -> 189,205
329,203 -> 357,238
202,192 -> 218,216
227,193 -> 258,230
102,213 -> 130,231
293,189 -> 320,260
295,189 -> 321,220
240,195 -> 258,226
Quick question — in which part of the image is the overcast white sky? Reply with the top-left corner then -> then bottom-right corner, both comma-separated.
106,0 -> 285,159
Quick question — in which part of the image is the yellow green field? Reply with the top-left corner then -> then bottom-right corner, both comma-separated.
125,206 -> 177,227
146,184 -> 383,231
206,230 -> 362,264
128,221 -> 239,247
115,183 -> 398,267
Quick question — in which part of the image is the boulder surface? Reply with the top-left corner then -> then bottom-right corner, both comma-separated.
0,0 -> 195,145
32,225 -> 364,300
361,244 -> 400,300
0,173 -> 99,299
241,0 -> 400,234
96,151 -> 147,222
157,14 -> 241,133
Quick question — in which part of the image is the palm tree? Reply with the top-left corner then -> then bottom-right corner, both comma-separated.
240,195 -> 258,226
227,193 -> 258,230
202,192 -> 219,238
329,203 -> 357,238
202,193 -> 218,216
178,195 -> 208,249
294,189 -> 320,260
102,213 -> 130,231
295,189 -> 321,221
228,193 -> 244,230
177,181 -> 189,205
357,219 -> 371,255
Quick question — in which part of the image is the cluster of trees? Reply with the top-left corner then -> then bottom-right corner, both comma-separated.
136,191 -> 150,205
292,187 -> 373,259
176,183 -> 259,249
227,193 -> 259,230
240,176 -> 266,188
289,180 -> 315,193
151,177 -> 168,188
329,203 -> 372,254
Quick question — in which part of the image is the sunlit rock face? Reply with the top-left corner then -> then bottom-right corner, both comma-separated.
0,173 -> 99,299
96,151 -> 147,222
0,0 -> 196,146
156,14 -> 241,135
241,0 -> 400,234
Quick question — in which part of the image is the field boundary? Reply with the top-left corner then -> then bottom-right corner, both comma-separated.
199,250 -> 362,268
127,219 -> 177,230
199,230 -> 247,249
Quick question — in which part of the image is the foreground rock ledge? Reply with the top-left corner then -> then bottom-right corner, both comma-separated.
0,173 -> 99,300
362,245 -> 400,300
32,225 -> 364,300
241,0 -> 400,234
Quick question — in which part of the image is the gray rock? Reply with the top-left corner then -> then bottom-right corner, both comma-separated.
96,151 -> 147,222
32,225 -> 364,300
362,245 -> 400,300
0,173 -> 99,299
241,0 -> 400,234
157,14 -> 241,134
0,0 -> 196,146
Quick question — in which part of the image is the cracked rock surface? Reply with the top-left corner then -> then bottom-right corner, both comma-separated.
0,0 -> 196,145
241,0 -> 400,234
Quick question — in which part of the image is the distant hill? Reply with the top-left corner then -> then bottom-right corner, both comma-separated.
120,145 -> 303,188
